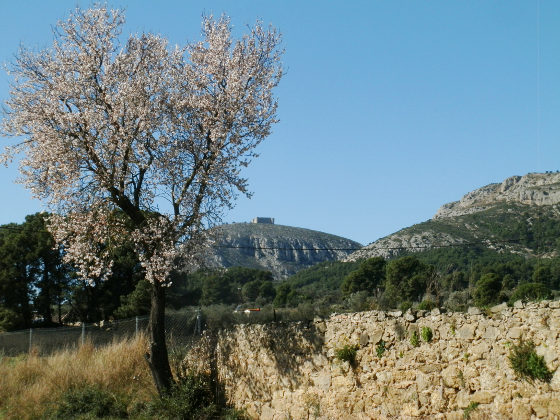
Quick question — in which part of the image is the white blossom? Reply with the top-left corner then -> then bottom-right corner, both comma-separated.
1,6 -> 283,285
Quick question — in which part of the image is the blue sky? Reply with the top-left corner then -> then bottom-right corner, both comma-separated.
1,1 -> 559,245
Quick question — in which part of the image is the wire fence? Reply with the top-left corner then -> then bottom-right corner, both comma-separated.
0,309 -> 203,357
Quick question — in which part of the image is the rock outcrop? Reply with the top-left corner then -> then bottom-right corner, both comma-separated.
435,173 -> 560,219
185,301 -> 560,419
347,172 -> 560,262
205,223 -> 362,279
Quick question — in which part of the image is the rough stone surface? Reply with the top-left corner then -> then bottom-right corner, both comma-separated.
184,302 -> 560,419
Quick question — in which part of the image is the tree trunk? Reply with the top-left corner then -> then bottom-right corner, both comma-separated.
145,281 -> 174,394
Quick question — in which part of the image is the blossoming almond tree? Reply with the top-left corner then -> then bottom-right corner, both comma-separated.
1,6 -> 282,393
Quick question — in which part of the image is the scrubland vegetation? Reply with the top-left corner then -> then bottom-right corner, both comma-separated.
0,336 -> 153,419
0,335 -> 243,419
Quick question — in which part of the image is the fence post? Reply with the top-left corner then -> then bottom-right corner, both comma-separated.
135,316 -> 139,336
81,322 -> 85,346
195,307 -> 202,335
29,328 -> 32,353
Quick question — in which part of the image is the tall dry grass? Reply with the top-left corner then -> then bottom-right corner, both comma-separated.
0,335 -> 156,419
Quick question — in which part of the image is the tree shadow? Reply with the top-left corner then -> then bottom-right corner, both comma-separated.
199,320 -> 326,404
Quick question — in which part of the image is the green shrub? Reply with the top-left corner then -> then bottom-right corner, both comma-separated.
399,301 -> 412,312
410,330 -> 419,347
0,307 -> 23,332
334,344 -> 359,366
509,283 -> 552,305
142,371 -> 246,419
508,340 -> 553,383
421,326 -> 433,343
417,300 -> 436,311
375,340 -> 386,358
473,273 -> 501,307
49,385 -> 128,419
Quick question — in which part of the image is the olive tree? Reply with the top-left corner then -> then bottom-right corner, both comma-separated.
1,6 -> 282,393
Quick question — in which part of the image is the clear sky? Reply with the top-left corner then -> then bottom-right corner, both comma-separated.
1,1 -> 559,245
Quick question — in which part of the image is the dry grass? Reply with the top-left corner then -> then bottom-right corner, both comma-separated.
0,335 -> 156,419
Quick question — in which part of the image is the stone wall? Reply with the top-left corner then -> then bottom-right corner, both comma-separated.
185,301 -> 560,419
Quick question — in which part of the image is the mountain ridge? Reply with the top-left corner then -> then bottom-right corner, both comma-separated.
205,222 -> 362,279
346,172 -> 560,262
435,172 -> 560,219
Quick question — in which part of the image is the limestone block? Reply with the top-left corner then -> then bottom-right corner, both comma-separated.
548,316 -> 560,333
376,370 -> 392,384
430,386 -> 446,412
260,404 -> 275,420
445,411 -> 464,420
469,342 -> 490,362
551,369 -> 560,391
454,390 -> 471,408
352,398 -> 365,413
467,307 -> 481,315
418,391 -> 430,407
416,372 -> 430,392
549,397 -> 560,416
312,353 -> 328,367
513,300 -> 524,309
400,401 -> 421,417
404,309 -> 416,322
289,404 -> 310,420
536,344 -> 558,365
549,300 -> 560,309
512,399 -> 533,419
312,372 -> 331,391
470,390 -> 494,404
482,325 -> 500,340
495,402 -> 513,419
530,395 -> 550,418
507,327 -> 522,340
245,403 -> 260,419
418,363 -> 442,374
431,307 -> 441,316
368,327 -> 384,346
457,324 -> 476,340
359,332 -> 369,347
490,302 -> 508,313
441,365 -> 462,389
331,374 -> 354,391
516,383 -> 536,399
478,370 -> 498,390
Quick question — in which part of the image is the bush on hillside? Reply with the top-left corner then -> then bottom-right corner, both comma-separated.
509,282 -> 552,304
473,273 -> 502,307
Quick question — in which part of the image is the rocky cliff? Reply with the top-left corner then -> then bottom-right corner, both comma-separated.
347,173 -> 560,261
435,173 -> 560,219
206,223 -> 362,279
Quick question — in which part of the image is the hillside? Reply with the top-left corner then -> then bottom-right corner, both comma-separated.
205,222 -> 362,279
347,173 -> 560,261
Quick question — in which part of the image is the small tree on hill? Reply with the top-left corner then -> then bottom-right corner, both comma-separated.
1,6 -> 282,394
383,256 -> 431,308
341,256 -> 386,296
473,273 -> 502,307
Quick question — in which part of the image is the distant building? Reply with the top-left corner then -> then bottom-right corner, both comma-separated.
251,217 -> 275,224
